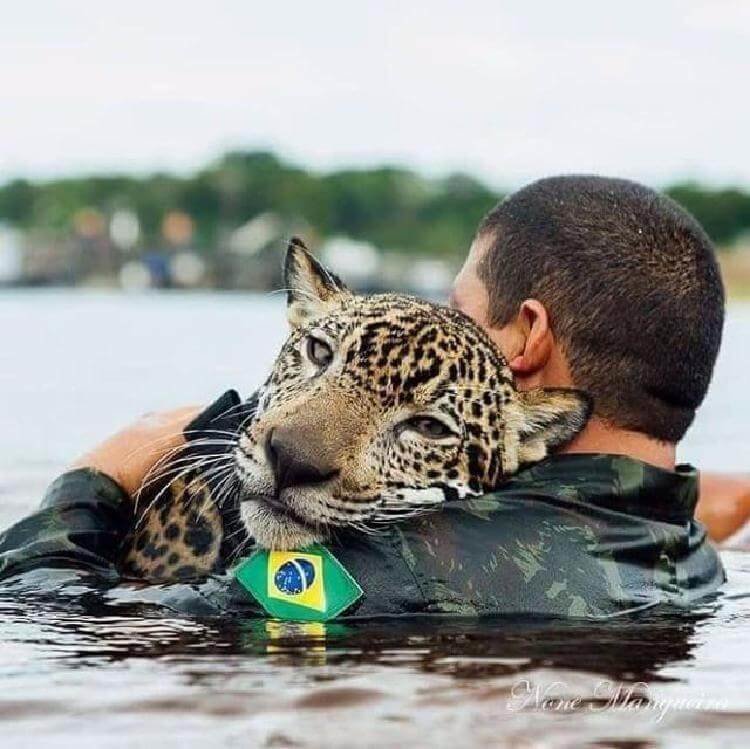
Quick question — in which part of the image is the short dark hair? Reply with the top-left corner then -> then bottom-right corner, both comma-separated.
477,175 -> 725,442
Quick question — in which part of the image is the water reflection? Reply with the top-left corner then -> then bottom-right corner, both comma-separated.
0,588 -> 710,681
0,561 -> 748,746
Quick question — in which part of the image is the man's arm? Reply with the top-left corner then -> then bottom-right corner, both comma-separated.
71,406 -> 200,496
697,473 -> 750,543
0,407 -> 199,583
0,468 -> 131,581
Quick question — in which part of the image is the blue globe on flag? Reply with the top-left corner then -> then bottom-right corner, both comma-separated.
274,558 -> 316,595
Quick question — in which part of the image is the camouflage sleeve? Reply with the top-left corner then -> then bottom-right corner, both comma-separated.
386,493 -> 725,619
389,498 -> 652,619
0,468 -> 131,583
388,498 -> 626,617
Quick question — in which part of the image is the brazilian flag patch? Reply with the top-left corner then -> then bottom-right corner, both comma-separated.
234,544 -> 363,621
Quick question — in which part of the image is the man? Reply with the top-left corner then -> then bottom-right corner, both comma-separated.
450,176 -> 748,538
0,176 -> 743,619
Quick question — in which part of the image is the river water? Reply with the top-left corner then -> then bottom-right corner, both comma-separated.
1,291 -> 749,748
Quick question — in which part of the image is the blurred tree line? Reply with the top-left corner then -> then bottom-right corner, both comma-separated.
664,184 -> 750,247
1,151 -> 749,255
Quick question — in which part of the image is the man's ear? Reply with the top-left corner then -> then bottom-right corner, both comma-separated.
512,388 -> 593,466
284,237 -> 352,327
507,299 -> 553,378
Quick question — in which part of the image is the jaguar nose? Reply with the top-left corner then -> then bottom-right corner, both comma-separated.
266,427 -> 339,491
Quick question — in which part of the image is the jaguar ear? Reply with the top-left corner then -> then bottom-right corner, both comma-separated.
284,237 -> 352,327
513,388 -> 593,466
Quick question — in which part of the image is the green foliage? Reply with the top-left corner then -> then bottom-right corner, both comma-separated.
666,183 -> 750,247
0,179 -> 35,224
0,152 -> 499,257
2,152 -> 749,255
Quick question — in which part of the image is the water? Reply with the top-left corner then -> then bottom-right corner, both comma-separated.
1,291 -> 750,748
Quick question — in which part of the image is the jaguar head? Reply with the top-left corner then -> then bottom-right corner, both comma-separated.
234,238 -> 591,548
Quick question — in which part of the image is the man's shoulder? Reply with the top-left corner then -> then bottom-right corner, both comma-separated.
482,453 -> 700,526
379,454 -> 722,618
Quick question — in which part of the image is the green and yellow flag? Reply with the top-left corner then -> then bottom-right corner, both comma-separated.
234,545 -> 363,621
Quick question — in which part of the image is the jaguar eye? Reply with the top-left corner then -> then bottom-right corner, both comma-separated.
402,416 -> 454,440
305,336 -> 333,368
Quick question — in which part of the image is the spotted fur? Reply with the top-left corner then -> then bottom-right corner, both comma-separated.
122,238 -> 591,580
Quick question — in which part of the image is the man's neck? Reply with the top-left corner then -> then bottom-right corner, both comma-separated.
559,416 -> 676,470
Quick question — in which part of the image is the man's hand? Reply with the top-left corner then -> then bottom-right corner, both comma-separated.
697,473 -> 750,544
72,406 -> 202,498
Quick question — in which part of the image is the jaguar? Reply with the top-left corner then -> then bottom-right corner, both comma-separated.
121,238 -> 591,581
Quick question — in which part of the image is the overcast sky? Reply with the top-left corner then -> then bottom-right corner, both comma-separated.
2,1 -> 749,189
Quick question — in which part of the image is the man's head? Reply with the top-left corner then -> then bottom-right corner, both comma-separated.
452,175 -> 725,444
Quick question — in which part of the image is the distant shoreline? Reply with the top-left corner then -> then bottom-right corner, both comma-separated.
719,249 -> 750,299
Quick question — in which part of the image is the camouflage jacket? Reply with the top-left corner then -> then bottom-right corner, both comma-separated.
0,407 -> 725,620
